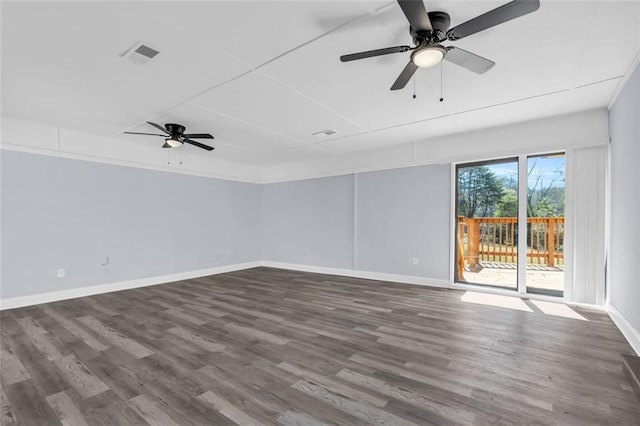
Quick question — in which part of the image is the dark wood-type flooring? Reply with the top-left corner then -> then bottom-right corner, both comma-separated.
1,267 -> 639,425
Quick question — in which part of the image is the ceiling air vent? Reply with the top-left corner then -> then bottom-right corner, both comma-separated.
312,129 -> 337,138
121,41 -> 159,64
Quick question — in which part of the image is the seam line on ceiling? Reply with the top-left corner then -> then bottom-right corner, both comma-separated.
257,71 -> 370,134
118,69 -> 256,138
566,0 -> 600,91
122,6 -> 381,141
452,89 -> 570,116
182,102 -> 308,147
309,80 -> 604,148
573,75 -> 623,90
608,46 -> 640,109
254,13 -> 372,71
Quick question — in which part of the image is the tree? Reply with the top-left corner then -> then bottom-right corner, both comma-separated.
458,167 -> 505,217
499,175 -> 518,192
527,158 -> 565,217
495,189 -> 518,217
533,196 -> 555,217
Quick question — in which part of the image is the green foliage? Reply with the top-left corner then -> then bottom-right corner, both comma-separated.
458,166 -> 505,218
532,196 -> 560,217
495,189 -> 518,217
458,163 -> 565,219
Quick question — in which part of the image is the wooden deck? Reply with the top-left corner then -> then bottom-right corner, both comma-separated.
461,262 -> 564,293
457,216 -> 566,294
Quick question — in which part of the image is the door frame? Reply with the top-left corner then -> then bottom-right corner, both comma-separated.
453,156 -> 520,291
450,152 -> 567,296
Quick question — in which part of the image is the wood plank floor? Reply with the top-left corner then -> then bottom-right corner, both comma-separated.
1,267 -> 638,425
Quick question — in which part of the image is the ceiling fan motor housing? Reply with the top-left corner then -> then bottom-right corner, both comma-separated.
411,11 -> 451,44
164,123 -> 185,136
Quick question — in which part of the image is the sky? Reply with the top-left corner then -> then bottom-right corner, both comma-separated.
483,155 -> 566,189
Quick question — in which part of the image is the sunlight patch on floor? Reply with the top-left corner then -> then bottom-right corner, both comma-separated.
531,300 -> 588,321
461,291 -> 533,312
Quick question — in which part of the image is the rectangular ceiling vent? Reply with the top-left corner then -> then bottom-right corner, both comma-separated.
312,129 -> 337,138
121,41 -> 159,65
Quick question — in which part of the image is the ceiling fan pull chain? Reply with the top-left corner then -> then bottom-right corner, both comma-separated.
180,146 -> 183,165
167,150 -> 170,165
439,61 -> 444,102
412,74 -> 417,99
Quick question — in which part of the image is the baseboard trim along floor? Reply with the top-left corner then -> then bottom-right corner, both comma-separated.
609,304 -> 640,356
0,262 -> 450,311
260,261 -> 451,289
0,261 -> 261,310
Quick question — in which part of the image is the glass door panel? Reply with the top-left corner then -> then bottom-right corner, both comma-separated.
455,159 -> 519,290
526,153 -> 565,296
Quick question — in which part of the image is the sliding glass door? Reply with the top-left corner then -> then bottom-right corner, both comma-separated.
455,153 -> 565,296
526,153 -> 565,296
455,158 -> 519,290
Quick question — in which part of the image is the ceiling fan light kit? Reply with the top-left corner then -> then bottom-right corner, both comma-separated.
164,136 -> 183,148
411,45 -> 446,68
340,0 -> 540,90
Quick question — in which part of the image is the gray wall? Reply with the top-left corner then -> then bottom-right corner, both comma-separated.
609,62 -> 640,336
262,165 -> 451,281
2,151 -> 452,301
1,151 -> 262,299
356,165 -> 450,280
262,174 -> 354,269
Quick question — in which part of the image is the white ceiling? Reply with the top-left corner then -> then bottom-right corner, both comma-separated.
2,1 -> 639,168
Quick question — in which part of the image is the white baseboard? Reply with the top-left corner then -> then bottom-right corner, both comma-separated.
260,261 -> 451,289
608,303 -> 640,356
0,261 -> 261,310
565,300 -> 607,312
1,258 -> 616,340
0,260 -> 448,310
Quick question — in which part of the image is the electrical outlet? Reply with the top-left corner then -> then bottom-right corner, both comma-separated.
412,257 -> 419,266
57,268 -> 66,278
216,249 -> 231,261
100,256 -> 109,266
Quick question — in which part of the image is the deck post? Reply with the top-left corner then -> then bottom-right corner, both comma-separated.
456,223 -> 466,281
547,218 -> 555,266
467,218 -> 480,269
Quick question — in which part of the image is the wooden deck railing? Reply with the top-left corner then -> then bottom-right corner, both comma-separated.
457,216 -> 564,278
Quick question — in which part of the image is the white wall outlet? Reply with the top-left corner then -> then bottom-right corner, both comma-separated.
216,249 -> 230,260
412,257 -> 419,266
57,268 -> 66,278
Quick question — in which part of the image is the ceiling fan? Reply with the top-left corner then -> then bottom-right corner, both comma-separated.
124,122 -> 215,151
340,0 -> 540,90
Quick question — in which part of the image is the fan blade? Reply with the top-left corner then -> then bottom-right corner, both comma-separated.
397,0 -> 432,32
340,46 -> 411,62
183,138 -> 214,151
183,133 -> 214,139
390,61 -> 419,90
445,47 -> 495,74
146,121 -> 169,134
447,0 -> 540,40
123,131 -> 166,137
